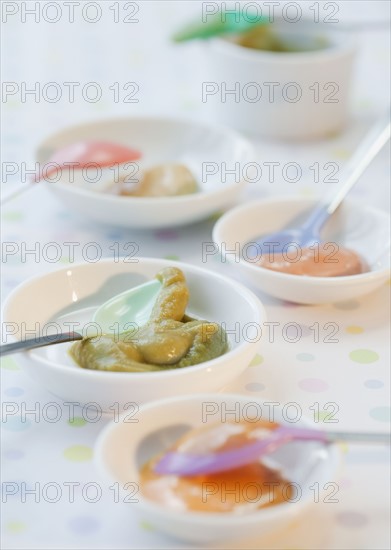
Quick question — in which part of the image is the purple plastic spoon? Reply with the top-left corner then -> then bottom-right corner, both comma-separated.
154,426 -> 389,477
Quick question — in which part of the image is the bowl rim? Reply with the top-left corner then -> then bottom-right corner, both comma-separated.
2,257 -> 266,379
212,196 -> 391,285
210,17 -> 357,64
37,114 -> 254,204
94,393 -> 341,525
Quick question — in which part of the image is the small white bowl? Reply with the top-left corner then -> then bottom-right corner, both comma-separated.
95,393 -> 340,543
36,116 -> 253,228
2,259 -> 266,410
213,197 -> 390,304
205,18 -> 356,139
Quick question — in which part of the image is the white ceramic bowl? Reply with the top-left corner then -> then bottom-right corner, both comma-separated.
205,18 -> 356,139
2,259 -> 266,410
36,116 -> 253,228
213,197 -> 390,304
95,393 -> 340,543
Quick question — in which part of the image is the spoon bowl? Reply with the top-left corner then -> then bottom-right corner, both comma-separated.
93,279 -> 161,333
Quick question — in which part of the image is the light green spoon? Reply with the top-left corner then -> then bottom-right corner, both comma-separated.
93,279 -> 161,333
173,10 -> 269,42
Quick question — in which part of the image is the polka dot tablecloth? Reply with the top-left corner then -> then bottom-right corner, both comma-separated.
1,2 -> 390,549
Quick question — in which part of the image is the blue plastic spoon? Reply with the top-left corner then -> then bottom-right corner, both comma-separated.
254,112 -> 390,253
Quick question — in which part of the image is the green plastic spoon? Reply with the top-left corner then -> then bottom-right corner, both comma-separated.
173,10 -> 269,42
93,279 -> 161,333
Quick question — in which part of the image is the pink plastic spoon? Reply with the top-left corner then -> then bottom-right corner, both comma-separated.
2,141 -> 142,204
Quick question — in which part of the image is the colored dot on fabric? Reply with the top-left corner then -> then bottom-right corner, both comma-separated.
364,379 -> 384,389
349,349 -> 379,364
4,449 -> 25,460
346,325 -> 364,334
4,387 -> 24,397
0,358 -> 20,371
245,382 -> 265,392
249,354 -> 263,367
63,445 -> 93,462
334,300 -> 360,311
68,417 -> 87,428
298,378 -> 329,393
369,406 -> 390,423
335,511 -> 369,528
296,353 -> 315,362
154,229 -> 179,241
6,521 -> 27,534
2,211 -> 23,222
139,520 -> 155,531
3,417 -> 31,432
68,516 -> 100,535
331,148 -> 351,160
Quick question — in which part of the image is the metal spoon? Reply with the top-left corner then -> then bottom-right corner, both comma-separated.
155,425 -> 390,476
0,278 -> 162,357
2,141 -> 141,204
0,332 -> 83,356
254,111 -> 390,253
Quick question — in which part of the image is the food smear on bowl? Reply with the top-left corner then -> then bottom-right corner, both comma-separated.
257,243 -> 368,277
70,267 -> 227,372
108,163 -> 199,197
140,420 -> 293,513
232,25 -> 329,53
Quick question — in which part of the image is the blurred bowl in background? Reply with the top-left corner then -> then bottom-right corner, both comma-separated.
36,116 -> 253,228
205,18 -> 357,140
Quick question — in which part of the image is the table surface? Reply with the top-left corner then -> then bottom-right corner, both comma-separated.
1,2 -> 390,549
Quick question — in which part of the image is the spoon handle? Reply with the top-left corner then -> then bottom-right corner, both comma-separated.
0,332 -> 83,356
327,111 -> 390,215
1,183 -> 34,205
302,110 -> 390,232
325,431 -> 390,444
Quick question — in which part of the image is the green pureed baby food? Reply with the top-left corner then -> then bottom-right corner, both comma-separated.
70,267 -> 227,372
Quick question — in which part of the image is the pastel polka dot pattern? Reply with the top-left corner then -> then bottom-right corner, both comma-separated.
369,406 -> 390,423
68,516 -> 100,535
68,417 -> 87,428
0,358 -> 20,371
154,229 -> 179,241
298,378 -> 329,393
4,387 -> 24,397
6,521 -> 27,534
1,13 -> 390,550
346,325 -> 364,334
296,353 -> 315,362
336,511 -> 369,528
364,379 -> 384,389
139,520 -> 155,531
4,449 -> 24,460
63,445 -> 93,462
349,349 -> 379,364
3,417 -> 31,432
